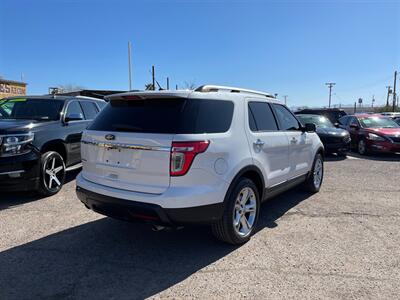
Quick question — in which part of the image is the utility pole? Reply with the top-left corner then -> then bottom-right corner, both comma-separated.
166,77 -> 170,90
128,42 -> 132,90
176,84 -> 178,90
371,95 -> 375,108
386,86 -> 392,107
283,95 -> 288,105
393,71 -> 397,112
152,65 -> 155,90
325,82 -> 336,108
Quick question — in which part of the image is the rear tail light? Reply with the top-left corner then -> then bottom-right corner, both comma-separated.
170,141 -> 210,176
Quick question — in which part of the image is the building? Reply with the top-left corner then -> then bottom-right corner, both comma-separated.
0,79 -> 27,99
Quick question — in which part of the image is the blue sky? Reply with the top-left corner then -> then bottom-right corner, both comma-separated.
0,0 -> 399,107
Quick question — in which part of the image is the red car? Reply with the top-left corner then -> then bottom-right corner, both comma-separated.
338,114 -> 400,155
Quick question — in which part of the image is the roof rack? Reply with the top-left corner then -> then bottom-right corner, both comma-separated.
195,85 -> 275,98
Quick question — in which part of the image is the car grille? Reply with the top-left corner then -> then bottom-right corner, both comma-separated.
321,135 -> 350,144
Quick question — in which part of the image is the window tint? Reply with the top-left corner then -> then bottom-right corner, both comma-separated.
97,101 -> 107,109
88,98 -> 234,134
66,101 -> 84,119
272,104 -> 300,130
338,116 -> 349,126
80,101 -> 99,120
349,117 -> 359,127
248,102 -> 278,131
0,98 -> 63,121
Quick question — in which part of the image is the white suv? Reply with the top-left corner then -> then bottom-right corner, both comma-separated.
76,85 -> 324,244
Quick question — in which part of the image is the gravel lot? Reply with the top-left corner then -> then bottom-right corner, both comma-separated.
1,153 -> 399,299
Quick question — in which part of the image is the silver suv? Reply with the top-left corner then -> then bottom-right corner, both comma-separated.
76,85 -> 324,244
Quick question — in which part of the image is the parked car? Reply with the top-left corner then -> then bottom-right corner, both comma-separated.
380,112 -> 400,119
294,108 -> 347,124
296,114 -> 350,156
338,114 -> 400,155
76,85 -> 324,244
0,95 -> 106,195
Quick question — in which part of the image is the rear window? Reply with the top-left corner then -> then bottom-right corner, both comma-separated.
88,98 -> 234,134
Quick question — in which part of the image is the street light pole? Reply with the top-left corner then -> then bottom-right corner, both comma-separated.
325,82 -> 336,108
128,42 -> 132,90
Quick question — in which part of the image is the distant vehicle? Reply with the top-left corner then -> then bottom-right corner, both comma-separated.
0,96 -> 106,195
294,108 -> 347,124
338,114 -> 400,155
76,85 -> 324,245
380,112 -> 400,119
296,114 -> 350,156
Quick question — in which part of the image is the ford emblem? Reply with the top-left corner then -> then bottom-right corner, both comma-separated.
105,134 -> 115,141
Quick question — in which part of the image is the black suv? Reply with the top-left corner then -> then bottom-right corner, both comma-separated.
0,96 -> 105,195
295,108 -> 347,124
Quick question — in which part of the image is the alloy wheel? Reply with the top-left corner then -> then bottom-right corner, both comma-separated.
44,156 -> 65,190
313,157 -> 323,189
233,187 -> 257,237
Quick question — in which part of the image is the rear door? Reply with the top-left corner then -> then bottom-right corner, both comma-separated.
81,97 -> 186,194
272,104 -> 313,179
245,100 -> 290,187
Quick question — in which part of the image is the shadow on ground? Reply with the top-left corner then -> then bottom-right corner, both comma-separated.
0,169 -> 80,210
0,187 -> 311,299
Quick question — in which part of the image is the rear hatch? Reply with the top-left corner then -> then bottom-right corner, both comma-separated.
81,94 -> 234,194
81,96 -> 186,194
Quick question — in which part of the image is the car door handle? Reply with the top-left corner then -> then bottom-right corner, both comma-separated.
254,139 -> 265,147
290,137 -> 298,144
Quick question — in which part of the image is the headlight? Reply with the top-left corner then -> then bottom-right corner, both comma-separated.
0,133 -> 34,156
366,133 -> 386,141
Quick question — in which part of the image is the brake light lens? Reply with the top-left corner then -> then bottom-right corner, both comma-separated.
170,141 -> 210,176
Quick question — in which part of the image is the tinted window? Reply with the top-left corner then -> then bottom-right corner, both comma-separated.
0,98 -> 63,121
66,101 -> 84,119
272,104 -> 300,130
97,101 -> 107,109
349,117 -> 359,127
88,98 -> 234,134
248,102 -> 278,131
338,116 -> 350,126
80,101 -> 99,120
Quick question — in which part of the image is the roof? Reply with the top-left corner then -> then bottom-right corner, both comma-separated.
0,79 -> 28,86
351,114 -> 386,118
1,95 -> 102,102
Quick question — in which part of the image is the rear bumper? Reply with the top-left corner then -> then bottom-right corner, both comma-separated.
76,186 -> 224,226
0,150 -> 41,192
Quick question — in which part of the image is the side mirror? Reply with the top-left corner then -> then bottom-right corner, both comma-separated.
303,123 -> 316,133
65,113 -> 84,122
334,122 -> 340,128
349,124 -> 359,130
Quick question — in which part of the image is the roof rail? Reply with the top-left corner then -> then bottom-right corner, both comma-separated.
195,85 -> 275,98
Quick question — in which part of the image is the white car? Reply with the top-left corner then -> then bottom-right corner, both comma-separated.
76,85 -> 324,244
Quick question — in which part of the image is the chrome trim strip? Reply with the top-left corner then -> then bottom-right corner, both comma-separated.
81,140 -> 171,152
0,170 -> 25,175
66,163 -> 83,172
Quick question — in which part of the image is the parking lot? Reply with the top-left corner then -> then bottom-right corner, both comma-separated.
0,153 -> 399,299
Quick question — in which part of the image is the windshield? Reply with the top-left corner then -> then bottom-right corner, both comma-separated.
0,98 -> 64,121
296,114 -> 334,128
359,117 -> 400,128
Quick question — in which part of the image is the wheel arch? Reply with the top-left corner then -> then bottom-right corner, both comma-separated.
41,140 -> 67,163
223,165 -> 265,208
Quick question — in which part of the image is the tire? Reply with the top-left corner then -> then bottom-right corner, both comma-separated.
357,139 -> 368,155
38,151 -> 66,196
303,153 -> 324,193
212,178 -> 260,245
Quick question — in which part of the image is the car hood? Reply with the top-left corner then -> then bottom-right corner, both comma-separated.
0,119 -> 55,135
316,127 -> 348,136
366,128 -> 400,136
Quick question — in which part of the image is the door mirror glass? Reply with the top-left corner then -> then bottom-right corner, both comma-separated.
304,123 -> 316,132
349,123 -> 359,130
65,113 -> 84,122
